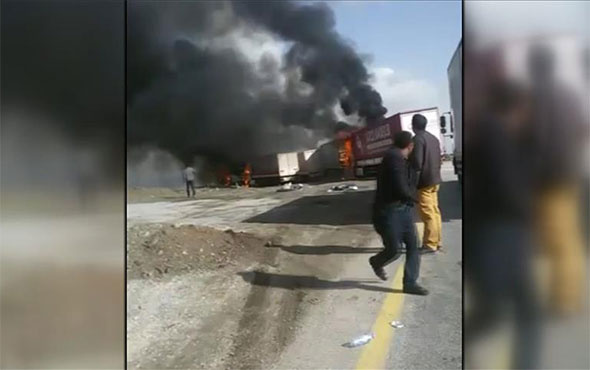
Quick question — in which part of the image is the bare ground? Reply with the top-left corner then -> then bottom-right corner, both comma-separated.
126,224 -> 274,279
127,224 -> 316,370
126,181 -> 380,369
127,163 -> 464,370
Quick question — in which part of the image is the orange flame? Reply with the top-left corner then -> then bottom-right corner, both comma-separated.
243,164 -> 251,188
217,167 -> 231,187
339,138 -> 353,168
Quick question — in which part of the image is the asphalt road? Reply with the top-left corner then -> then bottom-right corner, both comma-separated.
274,162 -> 462,370
126,161 -> 463,369
384,163 -> 462,370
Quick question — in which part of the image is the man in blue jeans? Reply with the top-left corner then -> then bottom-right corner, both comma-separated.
369,131 -> 428,295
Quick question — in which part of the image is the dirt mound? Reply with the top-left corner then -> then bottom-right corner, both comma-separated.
127,224 -> 269,279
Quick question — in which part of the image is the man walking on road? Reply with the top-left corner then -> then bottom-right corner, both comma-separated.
369,131 -> 429,296
183,165 -> 196,198
410,114 -> 443,254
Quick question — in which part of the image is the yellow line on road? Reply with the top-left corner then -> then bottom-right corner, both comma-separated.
355,263 -> 405,370
355,223 -> 424,370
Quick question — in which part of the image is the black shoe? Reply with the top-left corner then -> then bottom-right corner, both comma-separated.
403,284 -> 429,296
369,257 -> 388,281
419,246 -> 437,255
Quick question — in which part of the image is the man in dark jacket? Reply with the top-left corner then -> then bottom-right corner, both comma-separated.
369,131 -> 428,296
410,114 -> 443,254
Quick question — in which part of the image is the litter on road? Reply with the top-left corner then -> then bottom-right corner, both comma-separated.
328,183 -> 359,193
276,183 -> 304,192
390,321 -> 405,328
342,333 -> 374,348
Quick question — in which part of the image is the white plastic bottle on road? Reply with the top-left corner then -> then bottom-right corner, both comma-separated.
342,333 -> 374,348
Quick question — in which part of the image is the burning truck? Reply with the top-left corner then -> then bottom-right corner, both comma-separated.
246,107 -> 446,185
350,107 -> 444,177
248,141 -> 346,186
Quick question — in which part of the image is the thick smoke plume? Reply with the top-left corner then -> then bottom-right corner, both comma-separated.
128,1 -> 387,165
3,1 -> 124,184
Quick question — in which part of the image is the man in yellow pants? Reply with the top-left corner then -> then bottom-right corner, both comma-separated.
410,114 -> 443,254
536,185 -> 585,315
527,44 -> 587,315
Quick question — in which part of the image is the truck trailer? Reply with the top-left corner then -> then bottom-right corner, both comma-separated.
250,152 -> 301,185
452,35 -> 586,184
352,107 -> 443,177
448,40 -> 462,183
249,139 -> 346,185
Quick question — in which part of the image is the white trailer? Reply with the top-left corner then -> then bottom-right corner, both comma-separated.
251,151 -> 300,185
448,40 -> 462,182
398,107 -> 443,151
299,140 -> 342,178
351,106 -> 444,178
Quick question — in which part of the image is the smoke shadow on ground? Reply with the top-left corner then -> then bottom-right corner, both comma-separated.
244,179 -> 461,226
272,244 -> 409,255
127,196 -> 197,204
237,271 -> 403,294
268,245 -> 382,255
244,190 -> 374,225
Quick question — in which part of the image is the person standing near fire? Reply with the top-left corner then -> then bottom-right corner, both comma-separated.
183,165 -> 196,198
410,114 -> 443,254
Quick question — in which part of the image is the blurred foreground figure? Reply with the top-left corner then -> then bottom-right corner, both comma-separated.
527,44 -> 587,315
583,46 -> 590,248
465,81 -> 540,369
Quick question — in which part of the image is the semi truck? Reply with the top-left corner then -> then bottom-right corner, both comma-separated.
352,107 -> 443,177
302,140 -> 343,179
250,152 -> 301,185
250,142 -> 342,185
250,106 -> 446,184
448,40 -> 462,183
450,35 -> 585,184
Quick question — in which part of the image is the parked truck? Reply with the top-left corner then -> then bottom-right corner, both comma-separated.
301,140 -> 343,179
352,107 -> 443,177
250,106 -> 445,184
450,35 -> 585,184
448,40 -> 462,183
250,151 -> 301,185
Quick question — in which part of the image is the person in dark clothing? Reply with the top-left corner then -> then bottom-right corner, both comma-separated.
464,80 -> 540,370
409,114 -> 443,254
369,131 -> 428,296
410,114 -> 443,187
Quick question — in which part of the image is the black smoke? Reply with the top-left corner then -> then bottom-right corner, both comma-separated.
2,0 -> 125,182
233,1 -> 387,120
127,1 -> 387,165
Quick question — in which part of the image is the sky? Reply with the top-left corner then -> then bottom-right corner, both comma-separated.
466,1 -> 589,45
325,1 -> 462,115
